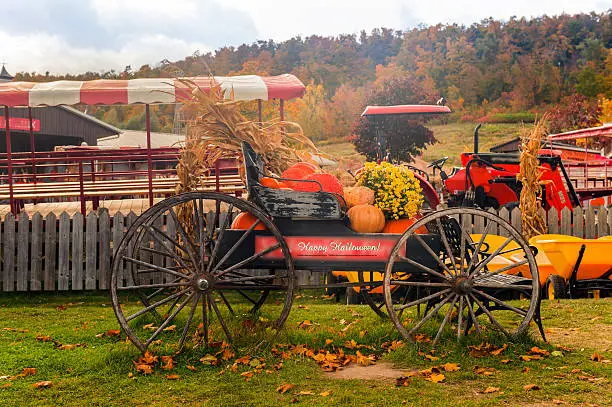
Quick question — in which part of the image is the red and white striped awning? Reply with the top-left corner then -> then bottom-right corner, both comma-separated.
547,124 -> 612,141
0,74 -> 305,107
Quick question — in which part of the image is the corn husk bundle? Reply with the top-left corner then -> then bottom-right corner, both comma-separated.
177,79 -> 320,178
518,116 -> 548,240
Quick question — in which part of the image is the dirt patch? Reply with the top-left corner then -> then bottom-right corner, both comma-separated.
325,362 -> 412,381
545,324 -> 612,352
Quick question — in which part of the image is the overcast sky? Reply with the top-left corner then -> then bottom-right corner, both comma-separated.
1,0 -> 611,75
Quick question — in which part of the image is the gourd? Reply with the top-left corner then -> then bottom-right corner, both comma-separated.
230,212 -> 267,230
346,204 -> 385,233
344,186 -> 375,208
281,162 -> 319,189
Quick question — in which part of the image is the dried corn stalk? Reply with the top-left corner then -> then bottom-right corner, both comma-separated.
518,116 -> 549,240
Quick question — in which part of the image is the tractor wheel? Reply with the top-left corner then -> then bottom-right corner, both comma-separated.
545,275 -> 566,300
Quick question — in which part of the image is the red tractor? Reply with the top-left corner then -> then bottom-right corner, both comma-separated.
429,125 -> 581,212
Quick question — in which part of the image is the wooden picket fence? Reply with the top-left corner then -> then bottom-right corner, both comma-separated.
0,206 -> 610,292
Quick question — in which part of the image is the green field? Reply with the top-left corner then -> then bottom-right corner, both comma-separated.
0,293 -> 609,407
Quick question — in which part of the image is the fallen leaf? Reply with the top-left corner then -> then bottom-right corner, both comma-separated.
296,391 -> 314,396
298,320 -> 313,329
473,366 -> 496,376
529,346 -> 550,356
134,363 -> 153,375
186,365 -> 197,372
519,355 -> 532,362
523,384 -> 540,391
200,354 -> 218,365
33,381 -> 52,389
20,368 -> 37,377
483,387 -> 500,394
240,371 -> 253,380
425,373 -> 445,383
356,351 -> 376,366
127,372 -> 134,378
298,305 -> 309,310
1,383 -> 12,389
490,344 -> 508,356
106,330 -> 120,337
425,354 -> 439,362
220,349 -> 234,361
163,325 -> 176,332
325,339 -> 333,346
319,391 -> 331,397
552,399 -> 565,405
500,359 -> 512,364
35,335 -> 53,342
441,363 -> 460,372
161,356 -> 174,370
522,367 -> 530,374
143,323 -> 156,330
165,374 -> 180,380
58,344 -> 80,350
590,353 -> 603,362
551,351 -> 564,357
277,383 -> 295,394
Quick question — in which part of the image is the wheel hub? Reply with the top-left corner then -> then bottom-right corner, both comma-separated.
196,278 -> 210,291
453,277 -> 473,294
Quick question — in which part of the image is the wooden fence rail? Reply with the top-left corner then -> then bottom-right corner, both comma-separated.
0,206 -> 610,292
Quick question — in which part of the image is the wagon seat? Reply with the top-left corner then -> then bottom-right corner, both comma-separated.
241,142 -> 346,220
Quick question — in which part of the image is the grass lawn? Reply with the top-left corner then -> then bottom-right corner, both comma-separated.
0,292 -> 609,407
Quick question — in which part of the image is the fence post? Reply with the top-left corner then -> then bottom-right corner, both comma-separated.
511,207 -> 522,234
58,212 -> 71,290
17,212 -> 29,291
560,207 -> 571,235
30,213 -> 43,291
99,208 -> 111,290
44,212 -> 57,291
3,213 -> 15,292
547,208 -> 559,234
572,206 -> 584,238
85,212 -> 97,290
585,206 -> 596,239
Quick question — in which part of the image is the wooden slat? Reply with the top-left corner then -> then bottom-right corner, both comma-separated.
596,207 -> 608,237
17,212 -> 29,291
498,208 -> 510,237
511,207 -> 522,233
112,212 -> 125,288
560,207 -> 572,235
473,210 -> 485,233
585,206 -> 596,239
57,212 -> 71,290
572,206 -> 583,238
125,212 -> 138,287
30,213 -> 43,291
85,212 -> 97,290
72,213 -> 84,290
3,213 -> 15,292
44,212 -> 57,291
547,208 -> 559,234
98,208 -> 110,290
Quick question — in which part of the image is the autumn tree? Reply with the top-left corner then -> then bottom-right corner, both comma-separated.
350,73 -> 437,162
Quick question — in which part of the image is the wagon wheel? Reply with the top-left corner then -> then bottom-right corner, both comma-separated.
110,192 -> 295,353
358,271 -> 387,318
384,208 -> 539,347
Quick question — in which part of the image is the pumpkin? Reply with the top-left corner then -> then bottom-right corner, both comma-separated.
292,173 -> 344,196
347,204 -> 385,233
230,212 -> 267,230
382,215 -> 427,234
344,186 -> 375,208
281,162 -> 319,188
259,177 -> 281,189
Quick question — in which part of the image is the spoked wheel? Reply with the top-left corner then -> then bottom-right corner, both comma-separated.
358,271 -> 388,318
384,208 -> 540,347
110,192 -> 295,353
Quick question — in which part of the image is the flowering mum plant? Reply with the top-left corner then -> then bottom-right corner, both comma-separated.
356,162 -> 423,220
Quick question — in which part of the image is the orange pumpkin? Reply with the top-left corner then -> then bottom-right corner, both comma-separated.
292,173 -> 344,196
281,162 -> 319,189
260,177 -> 281,189
230,212 -> 267,230
347,204 -> 385,233
344,186 -> 375,208
382,216 -> 428,234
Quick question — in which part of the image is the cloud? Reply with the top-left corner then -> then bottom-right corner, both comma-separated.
0,0 -> 257,73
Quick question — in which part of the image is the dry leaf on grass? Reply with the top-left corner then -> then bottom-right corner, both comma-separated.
161,356 -> 174,370
483,387 -> 500,394
319,391 -> 331,397
441,363 -> 460,372
425,373 -> 445,383
106,330 -> 120,337
200,354 -> 218,365
296,391 -> 314,396
277,383 -> 295,394
33,381 -> 52,389
529,346 -> 550,356
523,384 -> 540,391
186,365 -> 197,372
165,374 -> 180,380
20,368 -> 37,377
